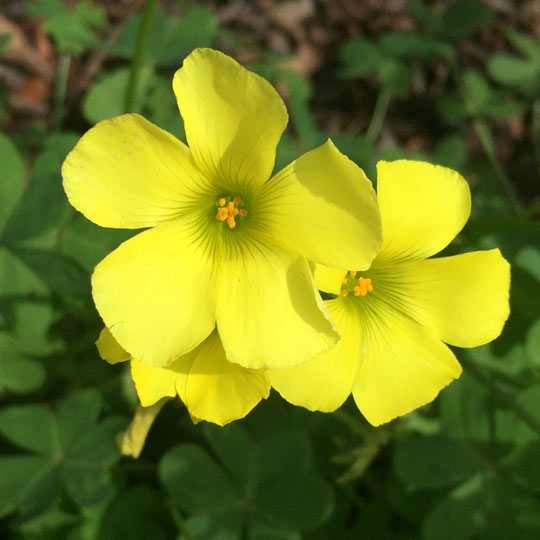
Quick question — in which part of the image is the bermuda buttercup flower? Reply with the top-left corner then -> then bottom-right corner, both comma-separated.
269,160 -> 511,426
97,328 -> 268,427
62,48 -> 382,370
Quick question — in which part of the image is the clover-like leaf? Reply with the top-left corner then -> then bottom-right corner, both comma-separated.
0,390 -> 125,517
393,433 -> 484,490
3,134 -> 79,244
0,134 -> 24,238
25,0 -> 106,55
159,424 -> 334,538
488,29 -> 540,97
108,6 -> 218,67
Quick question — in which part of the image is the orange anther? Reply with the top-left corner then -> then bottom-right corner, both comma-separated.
350,271 -> 357,277
216,207 -> 229,221
216,195 -> 247,227
341,289 -> 349,297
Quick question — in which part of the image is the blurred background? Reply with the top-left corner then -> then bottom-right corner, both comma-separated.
1,0 -> 540,538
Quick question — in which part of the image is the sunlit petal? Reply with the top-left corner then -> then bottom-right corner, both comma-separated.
376,160 -> 471,262
173,331 -> 270,426
397,249 -> 511,347
63,114 -> 210,228
260,140 -> 381,270
353,301 -> 462,426
92,218 -> 217,368
216,241 -> 338,369
173,48 -> 287,191
96,327 -> 130,365
131,360 -> 177,406
269,299 -> 359,412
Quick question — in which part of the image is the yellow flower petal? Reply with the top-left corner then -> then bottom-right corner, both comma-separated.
269,299 -> 359,412
313,264 -> 348,295
174,331 -> 270,426
376,160 -> 471,263
173,48 -> 287,190
131,360 -> 177,406
398,249 -> 510,348
117,400 -> 168,458
96,327 -> 130,364
216,243 -> 338,369
260,140 -> 382,270
63,114 -> 209,229
92,218 -> 216,368
353,305 -> 462,426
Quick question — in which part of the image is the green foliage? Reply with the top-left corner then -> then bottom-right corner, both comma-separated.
338,0 -> 495,100
439,69 -> 525,124
3,134 -> 79,244
83,67 -> 153,124
0,390 -> 125,518
25,0 -> 106,55
393,434 -> 484,490
2,2 -> 540,539
488,30 -> 540,96
410,0 -> 494,40
0,34 -> 12,52
0,301 -> 56,396
107,5 -> 218,66
526,319 -> 540,365
98,487 -> 175,540
339,38 -> 415,98
160,424 -> 334,538
0,135 -> 25,236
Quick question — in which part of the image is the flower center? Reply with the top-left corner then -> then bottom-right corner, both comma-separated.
215,196 -> 248,229
340,271 -> 373,298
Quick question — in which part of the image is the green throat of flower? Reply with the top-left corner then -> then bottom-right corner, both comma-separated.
341,271 -> 373,298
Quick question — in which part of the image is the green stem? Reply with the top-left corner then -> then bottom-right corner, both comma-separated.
168,500 -> 194,540
473,118 -> 522,214
332,408 -> 368,435
367,87 -> 392,141
52,53 -> 71,131
124,0 -> 157,113
531,99 -> 540,178
518,200 -> 540,220
461,356 -> 540,438
448,59 -> 521,213
481,363 -> 530,390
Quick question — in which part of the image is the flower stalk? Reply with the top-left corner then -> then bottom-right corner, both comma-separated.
124,0 -> 157,113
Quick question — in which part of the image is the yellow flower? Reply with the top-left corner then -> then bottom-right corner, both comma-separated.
97,328 -> 268,426
269,160 -> 511,426
62,48 -> 381,370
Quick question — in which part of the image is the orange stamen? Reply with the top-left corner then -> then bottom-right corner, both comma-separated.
340,274 -> 373,298
216,196 -> 247,228
216,207 -> 229,221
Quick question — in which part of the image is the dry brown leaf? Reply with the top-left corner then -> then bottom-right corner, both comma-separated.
0,14 -> 54,80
